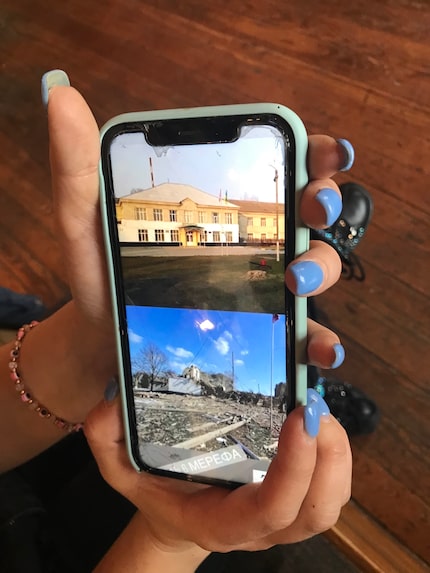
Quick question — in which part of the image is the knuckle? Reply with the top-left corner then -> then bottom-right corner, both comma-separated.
323,434 -> 350,464
306,507 -> 341,535
258,507 -> 297,536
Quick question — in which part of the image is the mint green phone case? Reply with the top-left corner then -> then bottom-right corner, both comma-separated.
99,103 -> 309,479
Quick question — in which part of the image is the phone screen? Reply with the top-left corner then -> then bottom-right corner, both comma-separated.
103,114 -> 297,486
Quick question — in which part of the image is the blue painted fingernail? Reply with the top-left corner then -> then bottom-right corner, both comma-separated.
41,69 -> 70,107
315,188 -> 343,226
337,138 -> 355,171
304,388 -> 330,437
104,377 -> 119,403
331,343 -> 345,369
289,261 -> 324,295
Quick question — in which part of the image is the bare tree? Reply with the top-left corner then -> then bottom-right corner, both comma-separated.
133,343 -> 169,391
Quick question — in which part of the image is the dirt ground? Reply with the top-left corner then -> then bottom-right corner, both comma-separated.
135,391 -> 286,459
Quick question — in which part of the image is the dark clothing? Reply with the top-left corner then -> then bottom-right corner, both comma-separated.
0,433 -> 135,572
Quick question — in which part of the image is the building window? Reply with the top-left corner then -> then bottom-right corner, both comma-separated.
169,210 -> 177,222
184,210 -> 193,223
155,229 -> 165,241
200,230 -> 208,242
261,234 -> 266,241
247,233 -> 253,241
260,217 -> 266,227
213,231 -> 220,242
212,212 -> 219,223
247,217 -> 253,226
135,207 -> 147,220
153,208 -> 163,221
198,211 -> 206,223
170,229 -> 179,242
225,212 -> 232,224
272,218 -> 276,227
138,229 -> 148,242
225,232 -> 233,243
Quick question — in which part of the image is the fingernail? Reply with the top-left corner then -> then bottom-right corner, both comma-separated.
331,343 -> 345,369
104,377 -> 119,403
41,69 -> 70,107
304,388 -> 330,437
315,188 -> 342,226
289,261 -> 324,295
337,138 -> 355,171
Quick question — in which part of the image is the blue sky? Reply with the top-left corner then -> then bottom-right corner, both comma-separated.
127,306 -> 286,396
110,125 -> 286,202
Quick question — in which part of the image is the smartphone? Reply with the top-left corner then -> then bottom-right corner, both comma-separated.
99,104 -> 309,488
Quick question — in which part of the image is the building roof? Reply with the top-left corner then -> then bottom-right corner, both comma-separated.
229,199 -> 284,214
120,183 -> 239,208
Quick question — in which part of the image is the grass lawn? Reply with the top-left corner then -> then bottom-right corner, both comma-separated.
122,254 -> 286,314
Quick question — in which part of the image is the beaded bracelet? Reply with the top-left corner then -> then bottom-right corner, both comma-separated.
8,321 -> 83,433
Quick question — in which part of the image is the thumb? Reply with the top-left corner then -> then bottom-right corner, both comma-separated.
46,76 -> 110,323
84,385 -> 140,495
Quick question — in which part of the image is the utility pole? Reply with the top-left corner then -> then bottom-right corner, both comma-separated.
274,168 -> 279,263
269,164 -> 280,262
149,157 -> 155,188
270,316 -> 274,433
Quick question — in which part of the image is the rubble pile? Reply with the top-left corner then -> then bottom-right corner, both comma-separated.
136,391 -> 286,459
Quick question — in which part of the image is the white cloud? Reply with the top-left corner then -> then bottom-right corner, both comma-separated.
223,330 -> 233,340
198,319 -> 215,332
234,359 -> 244,366
166,345 -> 193,359
128,329 -> 143,344
170,361 -> 188,374
214,336 -> 229,355
240,349 -> 249,356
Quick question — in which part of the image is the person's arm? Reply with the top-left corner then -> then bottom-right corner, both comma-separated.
94,512 -> 209,573
0,301 -> 116,472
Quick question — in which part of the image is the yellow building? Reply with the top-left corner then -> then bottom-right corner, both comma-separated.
229,200 -> 285,244
116,183 -> 240,245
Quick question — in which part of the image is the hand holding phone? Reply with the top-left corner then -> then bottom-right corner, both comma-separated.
41,82 -> 349,560
100,104 -> 308,488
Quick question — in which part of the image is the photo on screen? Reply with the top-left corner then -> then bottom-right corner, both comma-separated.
109,123 -> 291,483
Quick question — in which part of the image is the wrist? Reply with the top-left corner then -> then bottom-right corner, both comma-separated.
134,512 -> 211,572
95,512 -> 210,573
19,301 -> 117,422
0,301 -> 117,471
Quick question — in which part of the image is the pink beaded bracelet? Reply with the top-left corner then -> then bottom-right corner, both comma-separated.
8,321 -> 83,433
